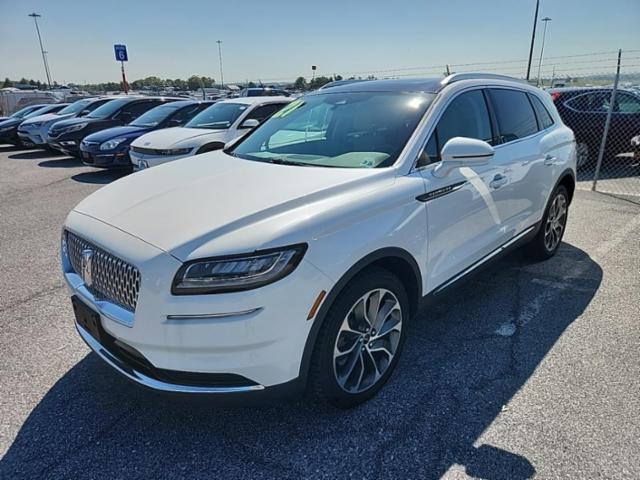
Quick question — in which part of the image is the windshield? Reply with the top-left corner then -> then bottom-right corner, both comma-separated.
57,99 -> 93,115
12,105 -> 42,118
185,102 -> 247,129
231,91 -> 435,168
25,104 -> 62,118
87,98 -> 130,118
130,104 -> 180,127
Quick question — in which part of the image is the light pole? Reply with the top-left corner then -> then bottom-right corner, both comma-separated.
525,0 -> 540,81
536,17 -> 552,87
28,12 -> 52,89
216,40 -> 224,88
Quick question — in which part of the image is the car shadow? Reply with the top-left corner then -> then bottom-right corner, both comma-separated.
0,243 -> 601,479
38,158 -> 81,168
7,150 -> 58,160
0,144 -> 23,153
71,169 -> 130,184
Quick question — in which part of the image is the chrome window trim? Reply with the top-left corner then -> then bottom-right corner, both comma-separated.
411,85 -> 555,172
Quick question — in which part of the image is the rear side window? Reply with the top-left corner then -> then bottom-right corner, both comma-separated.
529,94 -> 554,129
565,92 -> 611,113
121,101 -> 162,119
245,103 -> 287,122
489,89 -> 538,142
616,92 -> 640,113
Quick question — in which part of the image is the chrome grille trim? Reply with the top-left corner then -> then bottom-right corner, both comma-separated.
66,231 -> 141,312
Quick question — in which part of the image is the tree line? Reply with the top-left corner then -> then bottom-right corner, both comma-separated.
3,73 -> 377,93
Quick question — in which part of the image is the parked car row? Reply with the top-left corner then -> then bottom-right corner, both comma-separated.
0,94 -> 294,171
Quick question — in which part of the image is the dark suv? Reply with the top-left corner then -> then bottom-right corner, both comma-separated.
549,87 -> 640,168
46,97 -> 179,156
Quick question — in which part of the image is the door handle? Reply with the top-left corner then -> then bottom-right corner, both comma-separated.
544,154 -> 556,166
489,173 -> 508,189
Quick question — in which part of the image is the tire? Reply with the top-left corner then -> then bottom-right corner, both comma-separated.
524,185 -> 569,261
308,266 -> 409,408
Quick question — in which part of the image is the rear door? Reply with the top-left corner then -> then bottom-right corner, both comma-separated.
610,91 -> 640,155
486,88 -> 555,230
418,88 -> 506,291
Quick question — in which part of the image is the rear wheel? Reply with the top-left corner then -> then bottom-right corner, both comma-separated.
309,267 -> 408,408
524,185 -> 569,261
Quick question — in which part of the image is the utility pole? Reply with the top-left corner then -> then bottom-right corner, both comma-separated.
28,12 -> 52,89
216,40 -> 224,88
525,0 -> 540,82
536,17 -> 552,87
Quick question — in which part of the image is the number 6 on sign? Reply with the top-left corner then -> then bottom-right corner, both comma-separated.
114,44 -> 128,62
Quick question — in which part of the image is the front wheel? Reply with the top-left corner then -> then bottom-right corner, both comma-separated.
308,267 -> 409,408
524,185 -> 569,261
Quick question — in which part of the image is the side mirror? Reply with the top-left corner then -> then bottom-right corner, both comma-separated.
78,109 -> 91,117
167,119 -> 182,127
433,137 -> 494,177
239,118 -> 260,129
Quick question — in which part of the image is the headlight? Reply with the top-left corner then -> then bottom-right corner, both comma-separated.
160,147 -> 192,156
28,122 -> 42,128
172,244 -> 307,294
100,137 -> 128,150
61,122 -> 88,134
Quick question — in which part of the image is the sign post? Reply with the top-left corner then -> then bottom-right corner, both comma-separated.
114,44 -> 129,94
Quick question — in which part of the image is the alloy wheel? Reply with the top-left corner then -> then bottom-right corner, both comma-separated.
333,288 -> 402,394
544,193 -> 567,252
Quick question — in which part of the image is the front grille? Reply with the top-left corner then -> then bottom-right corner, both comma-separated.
66,231 -> 141,312
131,146 -> 163,155
48,128 -> 62,138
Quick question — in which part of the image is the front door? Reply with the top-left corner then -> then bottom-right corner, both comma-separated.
418,88 -> 507,292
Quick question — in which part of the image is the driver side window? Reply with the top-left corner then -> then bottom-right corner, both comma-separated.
418,89 -> 494,166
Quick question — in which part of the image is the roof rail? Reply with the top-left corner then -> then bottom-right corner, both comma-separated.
440,73 -> 525,86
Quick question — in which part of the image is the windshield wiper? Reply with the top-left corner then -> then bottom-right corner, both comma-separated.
266,158 -> 324,167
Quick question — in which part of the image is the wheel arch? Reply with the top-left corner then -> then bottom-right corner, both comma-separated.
557,168 -> 576,204
298,247 -> 422,385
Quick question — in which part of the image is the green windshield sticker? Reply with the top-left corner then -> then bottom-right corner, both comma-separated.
273,99 -> 305,118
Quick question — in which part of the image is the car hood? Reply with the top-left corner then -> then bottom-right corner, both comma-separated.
0,118 -> 21,129
83,125 -> 150,143
131,127 -> 226,149
72,151 -> 393,260
53,116 -> 103,129
21,112 -> 69,125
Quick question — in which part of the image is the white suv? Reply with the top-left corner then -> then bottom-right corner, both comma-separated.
129,97 -> 291,170
61,74 -> 575,408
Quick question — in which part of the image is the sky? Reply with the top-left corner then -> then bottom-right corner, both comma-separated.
1,0 -> 638,85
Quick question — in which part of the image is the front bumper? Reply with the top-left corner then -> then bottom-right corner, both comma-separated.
80,143 -> 132,169
17,129 -> 45,146
130,149 -> 194,170
47,132 -> 82,156
62,211 -> 333,396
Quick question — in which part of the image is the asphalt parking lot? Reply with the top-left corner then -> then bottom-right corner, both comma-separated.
0,145 -> 639,480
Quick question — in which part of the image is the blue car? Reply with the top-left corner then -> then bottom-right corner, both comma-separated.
79,100 -> 213,169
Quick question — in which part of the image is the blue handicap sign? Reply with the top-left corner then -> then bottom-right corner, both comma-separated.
114,44 -> 128,62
